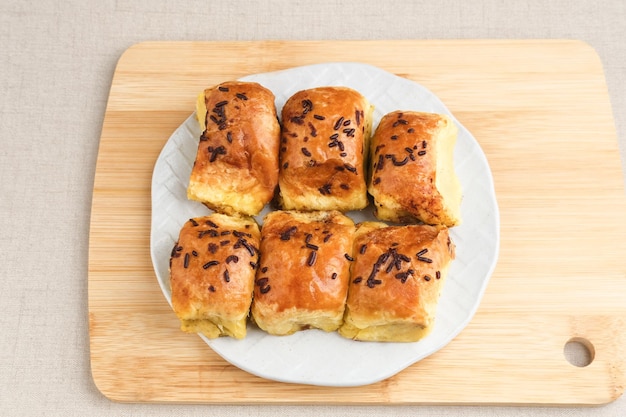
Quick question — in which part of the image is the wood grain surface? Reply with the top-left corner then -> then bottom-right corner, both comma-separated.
88,40 -> 626,405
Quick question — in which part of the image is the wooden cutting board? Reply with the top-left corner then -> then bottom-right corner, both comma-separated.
88,40 -> 626,405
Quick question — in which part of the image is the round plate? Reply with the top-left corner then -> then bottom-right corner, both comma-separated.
150,63 -> 500,387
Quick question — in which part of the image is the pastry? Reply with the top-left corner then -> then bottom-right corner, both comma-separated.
368,111 -> 462,226
339,222 -> 455,342
251,210 -> 355,335
169,213 -> 260,339
277,87 -> 373,212
187,81 -> 280,216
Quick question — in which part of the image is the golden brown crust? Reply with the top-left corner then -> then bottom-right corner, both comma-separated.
278,87 -> 373,212
339,222 -> 455,342
169,213 -> 261,339
187,81 -> 280,216
368,111 -> 462,226
251,210 -> 356,335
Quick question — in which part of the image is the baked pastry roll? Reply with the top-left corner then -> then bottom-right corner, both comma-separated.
251,210 -> 355,335
169,213 -> 260,339
278,87 -> 373,212
187,81 -> 280,216
368,111 -> 462,226
339,222 -> 455,342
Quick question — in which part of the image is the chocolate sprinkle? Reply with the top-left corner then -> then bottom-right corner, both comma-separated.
198,229 -> 218,238
301,147 -> 312,157
307,250 -> 317,266
236,93 -> 248,100
392,156 -> 409,166
344,163 -> 357,173
305,243 -> 320,250
395,269 -> 414,283
318,183 -> 332,195
218,86 -> 229,92
225,255 -> 239,264
302,99 -> 313,113
202,261 -> 219,269
290,115 -> 305,125
416,248 -> 433,263
305,234 -> 319,251
375,155 -> 385,172
208,145 -> 227,162
184,253 -> 190,268
314,114 -> 325,120
223,270 -> 230,282
367,279 -> 382,288
208,243 -> 219,254
280,226 -> 298,241
234,238 -> 255,256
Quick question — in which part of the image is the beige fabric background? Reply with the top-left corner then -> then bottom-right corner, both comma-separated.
1,0 -> 625,416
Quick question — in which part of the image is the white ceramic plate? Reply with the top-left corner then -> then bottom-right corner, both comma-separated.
150,63 -> 500,387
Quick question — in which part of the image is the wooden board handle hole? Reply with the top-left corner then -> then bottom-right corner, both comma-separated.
564,337 -> 595,367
